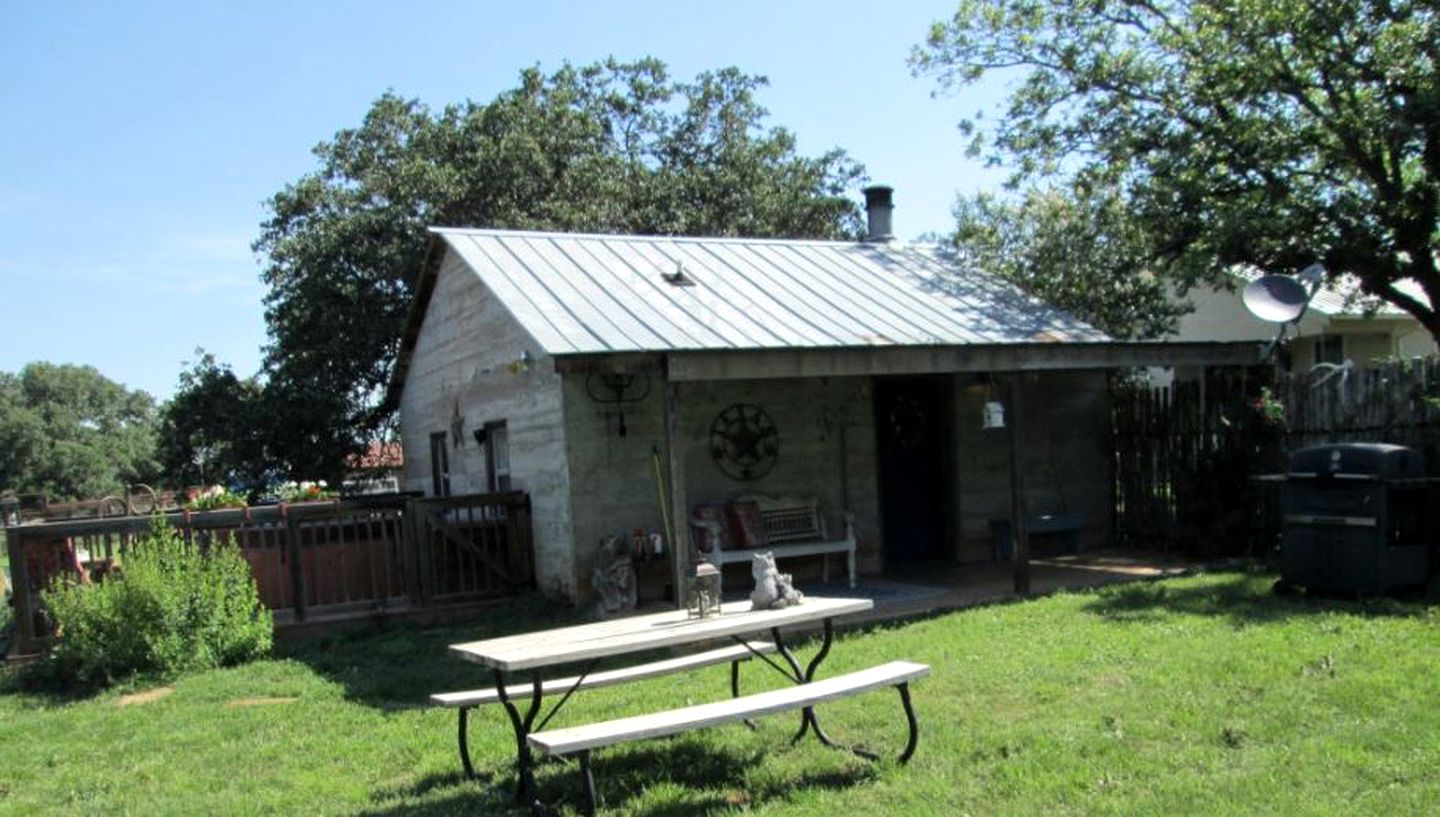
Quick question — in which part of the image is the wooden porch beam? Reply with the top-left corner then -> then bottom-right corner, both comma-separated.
657,342 -> 1261,382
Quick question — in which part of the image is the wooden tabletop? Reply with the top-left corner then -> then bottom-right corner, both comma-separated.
450,596 -> 874,673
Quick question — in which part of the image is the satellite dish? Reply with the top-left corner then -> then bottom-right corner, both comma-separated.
1242,275 -> 1312,323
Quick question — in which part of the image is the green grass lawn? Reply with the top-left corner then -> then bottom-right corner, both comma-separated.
2,571 -> 1437,815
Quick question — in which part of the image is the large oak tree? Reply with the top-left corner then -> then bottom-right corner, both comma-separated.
916,1 -> 1438,332
0,363 -> 159,501
251,59 -> 865,481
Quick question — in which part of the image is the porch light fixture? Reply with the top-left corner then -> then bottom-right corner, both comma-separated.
982,401 -> 1006,430
981,376 -> 1006,429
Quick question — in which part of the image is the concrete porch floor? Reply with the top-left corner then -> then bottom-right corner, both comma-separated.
831,549 -> 1205,624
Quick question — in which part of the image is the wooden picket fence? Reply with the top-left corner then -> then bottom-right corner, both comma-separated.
1110,367 -> 1283,555
4,492 -> 533,658
1277,357 -> 1440,454
1111,358 -> 1440,555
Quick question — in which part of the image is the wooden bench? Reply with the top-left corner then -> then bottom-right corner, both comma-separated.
528,660 -> 930,815
430,640 -> 777,777
990,512 -> 1085,560
708,496 -> 858,588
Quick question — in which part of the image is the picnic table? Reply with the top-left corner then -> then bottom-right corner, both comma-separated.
441,595 -> 928,814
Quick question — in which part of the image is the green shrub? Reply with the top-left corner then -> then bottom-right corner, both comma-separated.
43,517 -> 272,685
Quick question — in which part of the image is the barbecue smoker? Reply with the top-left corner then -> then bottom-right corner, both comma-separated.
1278,443 -> 1433,596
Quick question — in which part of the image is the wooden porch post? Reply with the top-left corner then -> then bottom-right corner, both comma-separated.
663,381 -> 690,608
1009,373 -> 1031,595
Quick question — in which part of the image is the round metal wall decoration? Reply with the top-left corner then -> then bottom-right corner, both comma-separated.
709,403 -> 779,481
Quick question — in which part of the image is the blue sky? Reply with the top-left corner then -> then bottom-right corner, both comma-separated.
0,0 -> 1007,400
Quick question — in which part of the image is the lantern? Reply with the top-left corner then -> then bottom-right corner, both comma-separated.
686,562 -> 722,619
983,401 -> 1006,429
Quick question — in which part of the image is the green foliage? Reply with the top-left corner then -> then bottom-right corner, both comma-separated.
183,486 -> 248,511
42,518 -> 271,686
0,362 -> 160,501
272,480 -> 334,503
2,573 -> 1437,814
1252,386 -> 1287,428
253,58 -> 866,482
158,351 -> 269,490
916,0 -> 1440,336
949,186 -> 1189,339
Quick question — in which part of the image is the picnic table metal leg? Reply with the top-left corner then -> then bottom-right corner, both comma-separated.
770,620 -> 842,749
457,706 -> 477,778
897,682 -> 920,764
731,659 -> 759,730
494,670 -> 544,807
578,750 -> 598,816
772,619 -> 884,760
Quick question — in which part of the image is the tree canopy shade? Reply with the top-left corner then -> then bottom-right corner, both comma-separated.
0,363 -> 159,502
157,352 -> 269,491
254,59 -> 866,481
949,187 -> 1188,339
915,1 -> 1439,336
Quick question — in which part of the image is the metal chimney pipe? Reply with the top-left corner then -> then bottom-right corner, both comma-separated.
863,185 -> 894,242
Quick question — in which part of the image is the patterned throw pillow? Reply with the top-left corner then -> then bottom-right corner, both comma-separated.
725,501 -> 769,549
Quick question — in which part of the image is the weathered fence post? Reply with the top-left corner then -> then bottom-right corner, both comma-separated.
405,496 -> 431,607
284,506 -> 307,622
6,527 -> 38,656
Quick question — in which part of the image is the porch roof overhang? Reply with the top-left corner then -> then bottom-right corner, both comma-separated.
552,340 -> 1263,382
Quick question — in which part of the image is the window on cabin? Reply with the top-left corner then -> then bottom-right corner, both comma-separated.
429,432 -> 451,497
485,421 -> 511,492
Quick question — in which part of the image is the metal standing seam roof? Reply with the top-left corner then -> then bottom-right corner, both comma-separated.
432,227 -> 1110,356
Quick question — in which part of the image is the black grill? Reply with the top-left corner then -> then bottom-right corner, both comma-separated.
1279,443 -> 1431,595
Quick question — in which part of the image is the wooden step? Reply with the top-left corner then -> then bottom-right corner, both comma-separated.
528,660 -> 930,756
429,641 -> 777,708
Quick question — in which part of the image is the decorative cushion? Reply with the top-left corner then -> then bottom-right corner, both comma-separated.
689,505 -> 730,555
725,501 -> 769,549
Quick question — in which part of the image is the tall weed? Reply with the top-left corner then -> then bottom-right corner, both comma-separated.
43,517 -> 272,686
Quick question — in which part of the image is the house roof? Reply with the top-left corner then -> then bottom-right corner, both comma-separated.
380,227 -> 1259,411
347,442 -> 403,472
430,226 -> 1109,355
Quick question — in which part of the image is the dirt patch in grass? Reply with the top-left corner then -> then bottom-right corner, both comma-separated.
224,696 -> 299,708
116,687 -> 174,707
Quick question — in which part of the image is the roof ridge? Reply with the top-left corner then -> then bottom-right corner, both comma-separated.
428,225 -> 941,250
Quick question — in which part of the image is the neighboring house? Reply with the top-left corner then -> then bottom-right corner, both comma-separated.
1169,272 -> 1436,376
386,190 -> 1255,601
343,441 -> 404,495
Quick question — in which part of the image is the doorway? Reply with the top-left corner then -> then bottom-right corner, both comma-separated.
874,375 -> 953,564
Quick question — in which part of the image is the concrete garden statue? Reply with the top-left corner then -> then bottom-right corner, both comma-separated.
592,535 -> 637,616
749,551 -> 803,610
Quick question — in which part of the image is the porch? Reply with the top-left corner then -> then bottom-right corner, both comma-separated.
840,549 -> 1204,623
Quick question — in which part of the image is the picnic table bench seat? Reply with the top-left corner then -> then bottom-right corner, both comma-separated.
528,659 -> 930,815
430,640 -> 777,777
703,495 -> 858,589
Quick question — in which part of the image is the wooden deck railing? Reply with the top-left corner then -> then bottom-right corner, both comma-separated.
4,492 -> 533,657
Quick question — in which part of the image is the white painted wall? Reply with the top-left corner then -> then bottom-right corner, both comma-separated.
398,249 -> 576,596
